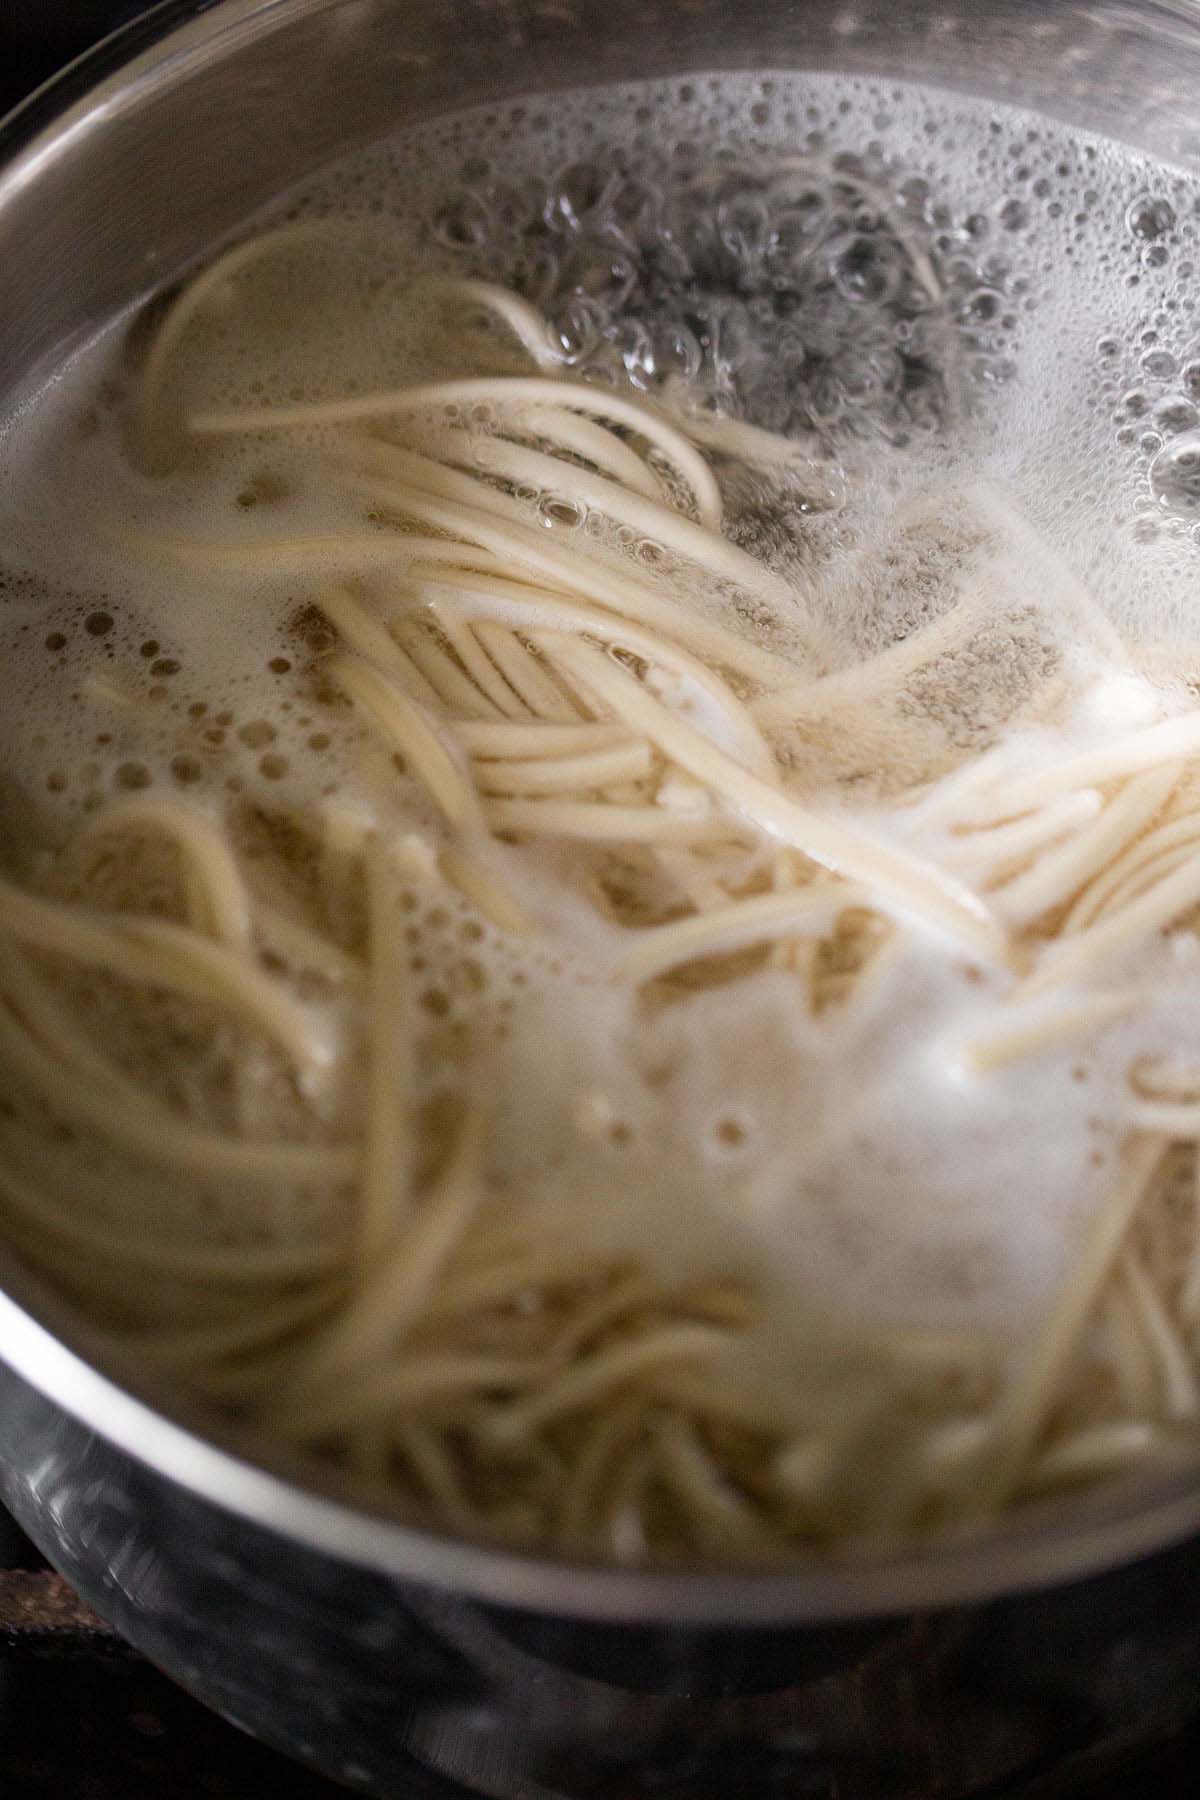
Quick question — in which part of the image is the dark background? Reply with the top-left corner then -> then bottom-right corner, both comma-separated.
2,4 -> 1200,1797
0,4 -> 152,117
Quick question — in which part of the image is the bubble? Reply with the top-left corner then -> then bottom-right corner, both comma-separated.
549,294 -> 605,364
545,159 -> 614,234
1141,348 -> 1177,379
998,196 -> 1028,231
430,193 -> 490,249
959,286 -> 1003,323
766,196 -> 828,271
607,175 -> 663,242
653,319 -> 702,381
561,239 -> 636,310
1153,395 -> 1198,436
538,495 -> 585,530
1149,429 -> 1200,513
829,232 -> 903,305
1126,194 -> 1175,240
717,190 -> 772,266
605,317 -> 656,387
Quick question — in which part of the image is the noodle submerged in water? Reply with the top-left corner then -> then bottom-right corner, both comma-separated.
6,73 -> 1200,1563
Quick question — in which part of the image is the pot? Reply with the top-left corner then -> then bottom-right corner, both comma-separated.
5,3 -> 1200,1794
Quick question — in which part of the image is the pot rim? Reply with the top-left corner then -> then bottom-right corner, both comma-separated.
4,0 -> 1200,1627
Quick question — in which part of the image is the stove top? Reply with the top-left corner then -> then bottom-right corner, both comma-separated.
0,1504 -> 346,1798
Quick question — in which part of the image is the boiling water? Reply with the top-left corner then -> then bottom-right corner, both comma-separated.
4,71 -> 1200,1429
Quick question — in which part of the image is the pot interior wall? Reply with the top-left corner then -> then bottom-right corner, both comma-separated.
5,0 -> 1200,398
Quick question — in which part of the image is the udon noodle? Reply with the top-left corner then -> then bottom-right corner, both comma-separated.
7,97 -> 1200,1565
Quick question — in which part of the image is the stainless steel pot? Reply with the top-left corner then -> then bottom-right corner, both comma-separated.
6,3 -> 1200,1793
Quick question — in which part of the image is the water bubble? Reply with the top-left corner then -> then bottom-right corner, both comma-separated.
766,200 -> 827,276
804,365 -> 846,428
545,159 -> 616,234
608,176 -> 662,243
829,232 -> 902,305
1149,429 -> 1200,513
549,295 -> 605,364
1127,194 -> 1176,240
898,175 -> 931,210
833,344 -> 902,404
429,116 -> 1001,445
998,196 -> 1028,231
1183,360 -> 1200,399
717,190 -> 772,268
431,193 -> 489,250
606,317 -> 656,387
1153,395 -> 1199,436
959,287 -> 1003,323
538,495 -> 585,531
510,247 -> 559,307
1141,348 -> 1177,379
653,319 -> 702,382
561,239 -> 636,310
